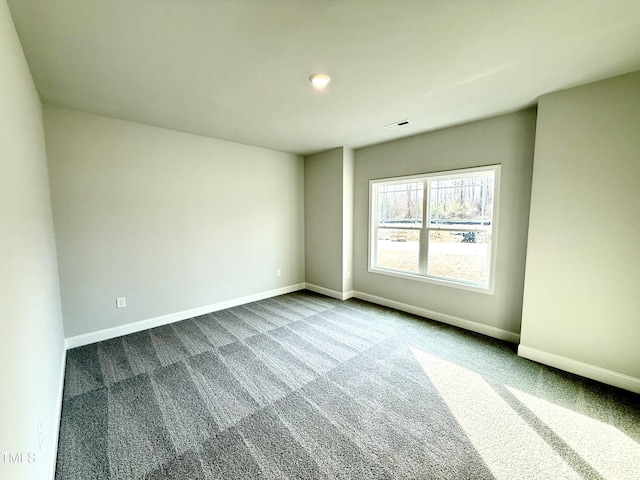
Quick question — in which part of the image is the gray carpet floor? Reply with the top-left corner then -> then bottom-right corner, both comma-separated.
56,290 -> 640,479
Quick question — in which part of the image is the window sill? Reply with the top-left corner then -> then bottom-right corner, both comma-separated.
368,266 -> 494,295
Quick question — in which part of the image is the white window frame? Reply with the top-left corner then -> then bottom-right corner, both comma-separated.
368,165 -> 501,294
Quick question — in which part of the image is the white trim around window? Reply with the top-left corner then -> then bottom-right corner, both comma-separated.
368,165 -> 501,294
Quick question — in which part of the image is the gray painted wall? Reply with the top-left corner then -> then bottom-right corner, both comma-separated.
45,106 -> 305,338
304,148 -> 345,293
520,71 -> 640,384
342,148 -> 355,293
304,146 -> 355,297
354,109 -> 536,337
0,1 -> 65,478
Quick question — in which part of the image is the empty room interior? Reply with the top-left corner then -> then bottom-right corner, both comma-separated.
2,1 -> 640,479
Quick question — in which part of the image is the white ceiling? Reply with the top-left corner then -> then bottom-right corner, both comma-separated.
7,0 -> 640,155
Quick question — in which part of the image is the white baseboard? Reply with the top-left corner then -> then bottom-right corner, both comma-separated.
517,345 -> 640,394
304,283 -> 354,301
49,343 -> 67,480
65,283 -> 306,349
353,291 -> 520,343
342,290 -> 355,300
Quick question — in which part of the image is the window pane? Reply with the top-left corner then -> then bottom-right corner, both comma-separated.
377,182 -> 423,227
429,174 -> 494,226
427,231 -> 488,284
376,229 -> 419,273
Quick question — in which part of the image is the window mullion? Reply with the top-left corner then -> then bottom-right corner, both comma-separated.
419,181 -> 429,275
371,184 -> 378,269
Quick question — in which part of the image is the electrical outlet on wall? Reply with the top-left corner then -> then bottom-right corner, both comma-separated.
116,297 -> 126,308
276,269 -> 281,277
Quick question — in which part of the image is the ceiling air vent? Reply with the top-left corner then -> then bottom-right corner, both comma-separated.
383,120 -> 411,130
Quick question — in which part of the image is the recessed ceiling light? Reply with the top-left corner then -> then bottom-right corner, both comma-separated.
309,73 -> 331,89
